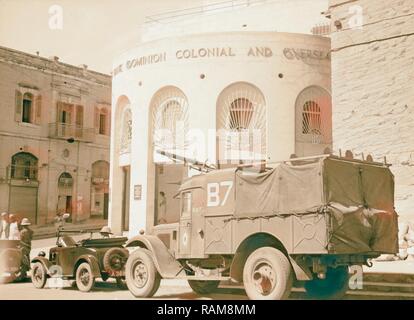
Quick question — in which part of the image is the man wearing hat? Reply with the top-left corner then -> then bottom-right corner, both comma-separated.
0,212 -> 9,240
19,218 -> 33,278
100,226 -> 113,238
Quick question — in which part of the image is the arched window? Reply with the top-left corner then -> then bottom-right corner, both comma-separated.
295,86 -> 332,154
151,87 -> 189,156
22,93 -> 33,123
216,82 -> 266,166
10,152 -> 38,180
58,172 -> 73,188
92,161 -> 110,180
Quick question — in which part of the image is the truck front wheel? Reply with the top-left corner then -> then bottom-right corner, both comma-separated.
125,249 -> 161,298
188,280 -> 220,295
304,266 -> 349,300
243,247 -> 293,300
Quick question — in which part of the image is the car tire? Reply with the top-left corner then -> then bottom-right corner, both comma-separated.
125,249 -> 161,298
31,262 -> 47,289
103,248 -> 129,274
304,266 -> 349,300
76,262 -> 95,292
188,280 -> 220,295
243,247 -> 293,300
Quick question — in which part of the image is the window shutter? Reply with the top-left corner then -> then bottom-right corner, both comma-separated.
35,95 -> 42,125
107,109 -> 111,136
15,90 -> 22,122
76,105 -> 84,127
94,106 -> 100,133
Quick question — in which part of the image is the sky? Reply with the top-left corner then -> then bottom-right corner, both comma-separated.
0,0 -> 328,74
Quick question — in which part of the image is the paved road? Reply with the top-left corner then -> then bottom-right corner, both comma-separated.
0,236 -> 410,300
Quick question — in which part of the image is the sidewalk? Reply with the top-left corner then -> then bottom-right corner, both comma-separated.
31,219 -> 108,240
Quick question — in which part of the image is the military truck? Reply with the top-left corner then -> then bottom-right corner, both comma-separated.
124,154 -> 398,300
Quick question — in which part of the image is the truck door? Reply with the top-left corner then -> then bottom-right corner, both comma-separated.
178,191 -> 192,256
178,189 -> 206,258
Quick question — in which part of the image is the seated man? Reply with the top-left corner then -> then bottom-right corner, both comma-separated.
100,226 -> 113,239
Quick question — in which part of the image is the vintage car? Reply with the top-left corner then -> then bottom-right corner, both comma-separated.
31,228 -> 129,292
0,239 -> 26,284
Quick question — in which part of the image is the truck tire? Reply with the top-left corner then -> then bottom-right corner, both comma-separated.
304,266 -> 349,300
76,262 -> 96,292
31,262 -> 47,289
243,247 -> 293,300
188,280 -> 220,295
125,249 -> 161,298
103,248 -> 129,274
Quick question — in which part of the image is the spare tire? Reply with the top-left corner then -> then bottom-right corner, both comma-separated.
103,248 -> 129,274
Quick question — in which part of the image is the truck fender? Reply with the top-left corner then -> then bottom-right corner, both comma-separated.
74,255 -> 101,278
31,256 -> 52,275
289,256 -> 313,281
126,235 -> 185,278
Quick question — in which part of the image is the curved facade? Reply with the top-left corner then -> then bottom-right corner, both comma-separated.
110,32 -> 332,235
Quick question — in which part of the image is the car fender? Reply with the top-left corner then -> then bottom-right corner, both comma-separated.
31,256 -> 52,274
74,254 -> 101,278
125,235 -> 185,278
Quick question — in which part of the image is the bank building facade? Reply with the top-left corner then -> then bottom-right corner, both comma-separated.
109,0 -> 332,236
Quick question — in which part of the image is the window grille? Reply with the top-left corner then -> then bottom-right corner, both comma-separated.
152,87 -> 189,155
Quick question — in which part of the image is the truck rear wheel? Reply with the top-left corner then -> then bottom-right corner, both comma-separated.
188,280 -> 220,295
125,249 -> 161,298
243,247 -> 293,300
304,266 -> 349,300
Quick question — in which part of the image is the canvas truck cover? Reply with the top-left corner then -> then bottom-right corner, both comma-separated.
234,157 -> 398,254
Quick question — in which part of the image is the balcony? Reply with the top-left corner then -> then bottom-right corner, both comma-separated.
48,123 -> 95,142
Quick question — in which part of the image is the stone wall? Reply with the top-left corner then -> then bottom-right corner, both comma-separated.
328,0 -> 414,220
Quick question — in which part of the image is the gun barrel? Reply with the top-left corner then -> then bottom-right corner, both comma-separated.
156,150 -> 215,170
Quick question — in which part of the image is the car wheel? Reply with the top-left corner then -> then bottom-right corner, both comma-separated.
116,277 -> 127,290
31,262 -> 47,289
188,280 -> 220,295
304,266 -> 349,300
125,249 -> 161,298
103,248 -> 129,274
76,262 -> 95,292
243,247 -> 293,300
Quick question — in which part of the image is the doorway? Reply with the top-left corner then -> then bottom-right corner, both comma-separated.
122,166 -> 130,231
57,172 -> 73,216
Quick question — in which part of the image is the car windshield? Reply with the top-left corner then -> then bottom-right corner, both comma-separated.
59,236 -> 77,247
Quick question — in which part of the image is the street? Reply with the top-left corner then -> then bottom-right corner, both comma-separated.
1,236 -> 413,300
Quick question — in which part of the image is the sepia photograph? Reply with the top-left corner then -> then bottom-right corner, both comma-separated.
0,0 -> 413,307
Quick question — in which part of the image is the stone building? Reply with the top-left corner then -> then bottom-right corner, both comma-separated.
109,1 -> 332,235
327,0 -> 414,221
0,46 -> 111,225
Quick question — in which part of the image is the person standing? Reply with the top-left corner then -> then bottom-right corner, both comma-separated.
19,218 -> 33,278
0,212 -> 10,239
157,191 -> 167,224
8,214 -> 20,240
